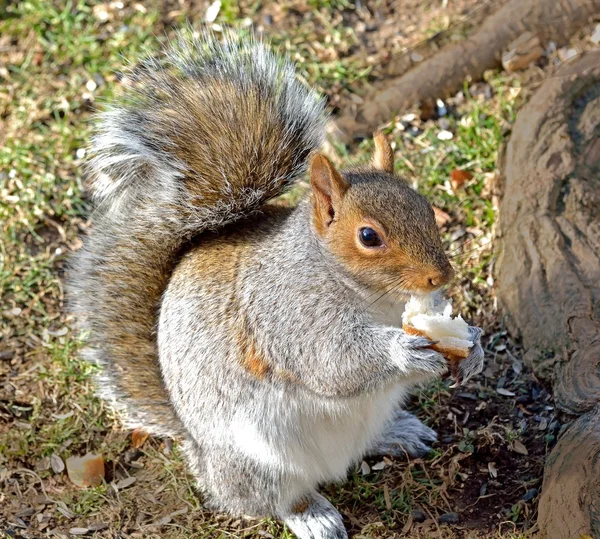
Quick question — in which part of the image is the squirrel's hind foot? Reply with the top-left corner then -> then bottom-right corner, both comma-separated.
365,410 -> 437,459
281,492 -> 348,539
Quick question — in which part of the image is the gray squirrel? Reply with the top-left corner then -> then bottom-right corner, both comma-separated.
69,30 -> 484,539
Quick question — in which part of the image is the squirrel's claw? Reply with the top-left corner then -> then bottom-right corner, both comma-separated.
451,326 -> 485,387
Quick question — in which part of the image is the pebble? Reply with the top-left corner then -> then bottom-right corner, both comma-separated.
205,0 -> 221,22
411,509 -> 426,523
436,98 -> 447,117
439,512 -> 459,524
406,126 -> 423,137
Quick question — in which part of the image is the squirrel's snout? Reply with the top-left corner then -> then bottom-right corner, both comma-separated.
426,265 -> 455,290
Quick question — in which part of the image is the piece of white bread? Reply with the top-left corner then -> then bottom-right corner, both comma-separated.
402,295 -> 472,361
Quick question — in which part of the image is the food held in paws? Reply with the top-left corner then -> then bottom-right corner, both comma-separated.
402,295 -> 473,367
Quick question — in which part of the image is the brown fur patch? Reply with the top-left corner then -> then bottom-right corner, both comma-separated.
291,498 -> 311,514
242,341 -> 271,379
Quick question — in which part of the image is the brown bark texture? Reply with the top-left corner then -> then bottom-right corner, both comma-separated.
537,405 -> 600,538
334,0 -> 600,141
495,51 -> 600,538
495,50 -> 600,414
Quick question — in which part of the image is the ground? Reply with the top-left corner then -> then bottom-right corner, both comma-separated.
1,1 -> 598,538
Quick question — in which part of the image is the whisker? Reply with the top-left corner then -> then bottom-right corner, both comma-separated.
382,279 -> 412,319
360,276 -> 405,303
365,276 -> 408,311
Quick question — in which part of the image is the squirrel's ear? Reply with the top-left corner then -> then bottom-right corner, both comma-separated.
310,154 -> 349,232
372,131 -> 394,174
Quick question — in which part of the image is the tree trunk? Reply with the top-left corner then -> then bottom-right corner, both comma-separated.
333,0 -> 600,142
537,405 -> 600,538
495,51 -> 600,538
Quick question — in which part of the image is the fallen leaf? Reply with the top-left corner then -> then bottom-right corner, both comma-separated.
37,457 -> 51,471
52,411 -> 74,420
450,169 -> 473,192
87,523 -> 108,532
131,428 -> 149,449
150,516 -> 172,527
114,476 -> 137,490
66,454 -> 105,487
518,404 -> 532,416
433,206 -> 451,226
360,461 -> 370,475
488,461 -> 498,478
10,517 -> 27,528
496,388 -> 516,397
50,454 -> 65,474
511,440 -> 529,455
371,461 -> 386,471
57,505 -> 76,519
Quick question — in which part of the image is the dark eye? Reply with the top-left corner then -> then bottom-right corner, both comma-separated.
358,227 -> 383,248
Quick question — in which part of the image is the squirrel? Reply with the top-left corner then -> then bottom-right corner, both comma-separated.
69,30 -> 484,539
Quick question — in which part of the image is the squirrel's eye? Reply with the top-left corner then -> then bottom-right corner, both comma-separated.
358,227 -> 383,248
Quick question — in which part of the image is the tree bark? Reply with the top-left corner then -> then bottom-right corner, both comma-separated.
537,405 -> 600,538
495,51 -> 600,538
333,0 -> 600,141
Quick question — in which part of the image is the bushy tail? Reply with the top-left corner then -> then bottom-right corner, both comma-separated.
69,30 -> 327,435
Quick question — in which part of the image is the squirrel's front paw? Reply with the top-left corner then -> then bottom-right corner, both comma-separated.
393,333 -> 448,379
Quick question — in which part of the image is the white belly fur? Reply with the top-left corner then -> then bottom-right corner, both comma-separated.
230,382 -> 408,487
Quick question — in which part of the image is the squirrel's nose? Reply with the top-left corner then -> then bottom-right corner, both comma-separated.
427,266 -> 454,289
